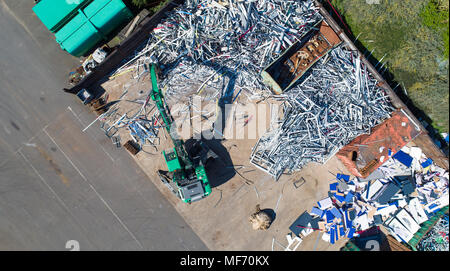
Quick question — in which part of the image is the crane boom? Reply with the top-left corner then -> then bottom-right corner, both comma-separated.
149,63 -> 212,203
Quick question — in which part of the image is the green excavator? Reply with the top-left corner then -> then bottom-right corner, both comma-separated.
149,64 -> 217,203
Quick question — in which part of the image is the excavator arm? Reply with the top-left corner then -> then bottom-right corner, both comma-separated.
149,64 -> 173,134
149,63 -> 213,203
149,64 -> 192,170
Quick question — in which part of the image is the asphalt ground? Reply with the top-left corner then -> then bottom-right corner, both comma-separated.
0,0 -> 207,251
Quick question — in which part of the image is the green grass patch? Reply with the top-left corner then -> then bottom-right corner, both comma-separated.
330,0 -> 449,132
131,0 -> 170,10
148,0 -> 171,13
420,0 -> 449,58
131,0 -> 153,8
128,0 -> 172,16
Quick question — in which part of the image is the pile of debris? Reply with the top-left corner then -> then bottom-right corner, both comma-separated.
250,45 -> 395,180
101,0 -> 331,151
417,214 -> 449,251
111,0 -> 324,102
95,88 -> 162,151
290,145 -> 448,246
159,62 -> 229,103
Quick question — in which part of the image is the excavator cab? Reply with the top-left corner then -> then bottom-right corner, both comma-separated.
159,138 -> 217,203
163,148 -> 182,172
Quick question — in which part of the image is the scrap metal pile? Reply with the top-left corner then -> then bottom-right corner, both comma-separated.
107,0 -> 392,180
97,92 -> 162,150
103,0 -> 331,150
417,214 -> 449,251
292,145 -> 449,246
250,45 -> 395,180
111,0 -> 324,103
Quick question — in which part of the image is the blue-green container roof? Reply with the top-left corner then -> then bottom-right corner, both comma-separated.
32,0 -> 92,33
33,0 -> 133,57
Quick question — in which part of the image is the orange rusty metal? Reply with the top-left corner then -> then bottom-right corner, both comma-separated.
261,20 -> 342,94
336,109 -> 422,178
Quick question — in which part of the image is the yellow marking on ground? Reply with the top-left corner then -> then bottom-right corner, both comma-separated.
36,145 -> 70,186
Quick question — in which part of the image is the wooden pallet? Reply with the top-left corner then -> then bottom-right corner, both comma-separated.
123,140 -> 140,155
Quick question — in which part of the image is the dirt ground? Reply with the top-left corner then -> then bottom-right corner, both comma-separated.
96,70 -> 359,251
